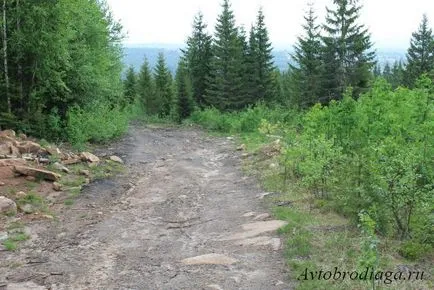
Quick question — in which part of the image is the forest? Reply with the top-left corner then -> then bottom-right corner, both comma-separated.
0,0 -> 433,283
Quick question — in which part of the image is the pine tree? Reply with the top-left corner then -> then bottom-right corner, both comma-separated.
254,7 -> 276,103
182,12 -> 212,109
137,57 -> 155,114
175,60 -> 193,122
290,4 -> 323,107
246,25 -> 259,101
154,52 -> 173,117
404,14 -> 434,87
321,0 -> 375,100
383,62 -> 392,82
123,66 -> 137,104
390,60 -> 404,88
206,0 -> 246,111
373,64 -> 381,77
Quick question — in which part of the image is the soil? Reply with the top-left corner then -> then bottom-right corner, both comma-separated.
0,125 -> 291,290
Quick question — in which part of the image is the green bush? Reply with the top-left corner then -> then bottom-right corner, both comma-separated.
66,101 -> 141,147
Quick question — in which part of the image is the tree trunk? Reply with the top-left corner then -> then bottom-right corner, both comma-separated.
16,0 -> 23,106
2,0 -> 10,114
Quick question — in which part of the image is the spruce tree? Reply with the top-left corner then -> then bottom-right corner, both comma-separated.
383,62 -> 392,82
175,60 -> 194,122
206,0 -> 246,111
404,14 -> 434,87
137,57 -> 155,114
254,8 -> 276,103
182,12 -> 212,109
154,52 -> 173,117
390,60 -> 404,88
321,0 -> 375,100
290,4 -> 323,107
124,66 -> 137,104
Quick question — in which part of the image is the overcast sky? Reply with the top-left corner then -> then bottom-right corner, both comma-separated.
105,0 -> 434,50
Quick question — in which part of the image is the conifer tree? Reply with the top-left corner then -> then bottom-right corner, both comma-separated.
154,52 -> 173,117
182,12 -> 212,109
137,57 -> 155,114
373,64 -> 382,77
383,62 -> 392,81
404,14 -> 434,87
321,0 -> 375,100
254,8 -> 276,103
124,66 -> 137,104
390,60 -> 404,88
206,0 -> 246,111
175,60 -> 194,122
290,4 -> 323,107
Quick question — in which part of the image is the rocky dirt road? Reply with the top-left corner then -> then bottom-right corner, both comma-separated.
0,125 -> 291,290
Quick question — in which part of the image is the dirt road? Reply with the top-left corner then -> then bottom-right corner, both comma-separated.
0,125 -> 291,290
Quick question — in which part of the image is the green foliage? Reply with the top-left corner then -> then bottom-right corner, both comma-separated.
66,101 -> 138,147
205,0 -> 247,111
137,57 -> 156,114
290,4 -> 323,108
321,0 -> 376,100
123,66 -> 138,104
189,104 -> 297,134
279,77 -> 434,255
398,240 -> 432,261
0,0 -> 126,143
182,12 -> 213,109
175,60 -> 194,122
404,14 -> 434,88
248,8 -> 276,103
154,52 -> 174,117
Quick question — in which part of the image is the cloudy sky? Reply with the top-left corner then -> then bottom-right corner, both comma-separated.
105,0 -> 434,50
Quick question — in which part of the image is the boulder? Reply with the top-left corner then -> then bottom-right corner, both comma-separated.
0,159 -> 27,167
18,133 -> 27,140
46,146 -> 61,156
52,182 -> 63,191
16,141 -> 44,154
15,191 -> 27,199
20,203 -> 35,214
79,169 -> 90,177
13,166 -> 61,181
80,152 -> 100,163
236,144 -> 246,151
0,196 -> 17,216
109,155 -> 124,164
53,162 -> 70,173
0,129 -> 16,137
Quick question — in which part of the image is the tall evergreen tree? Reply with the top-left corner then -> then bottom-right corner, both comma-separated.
383,62 -> 392,81
390,60 -> 405,88
137,57 -> 155,114
290,4 -> 323,107
175,60 -> 194,122
321,0 -> 375,101
182,12 -> 212,109
123,66 -> 137,104
205,0 -> 246,111
254,7 -> 276,103
404,14 -> 434,87
154,52 -> 173,117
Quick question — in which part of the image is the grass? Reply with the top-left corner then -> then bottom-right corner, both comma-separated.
2,222 -> 30,251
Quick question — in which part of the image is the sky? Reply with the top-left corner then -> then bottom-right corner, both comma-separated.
105,0 -> 434,50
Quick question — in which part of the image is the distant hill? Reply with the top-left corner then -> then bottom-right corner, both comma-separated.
122,45 -> 406,75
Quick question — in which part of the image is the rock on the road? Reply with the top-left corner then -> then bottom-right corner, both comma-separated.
181,253 -> 238,265
80,152 -> 100,163
109,155 -> 124,164
0,196 -> 17,216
